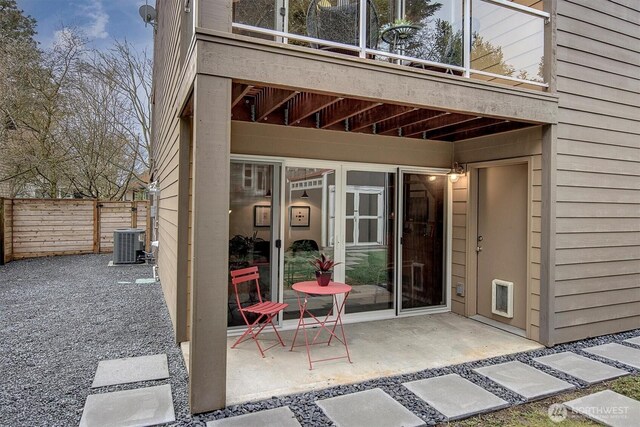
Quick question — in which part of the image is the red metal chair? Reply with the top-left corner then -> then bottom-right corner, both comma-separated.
230,266 -> 288,357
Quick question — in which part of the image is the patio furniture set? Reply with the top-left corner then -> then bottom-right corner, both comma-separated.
230,266 -> 353,370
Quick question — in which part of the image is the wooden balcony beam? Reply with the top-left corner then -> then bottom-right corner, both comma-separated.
350,104 -> 417,132
288,92 -> 341,125
424,117 -> 504,140
377,109 -> 448,136
231,83 -> 252,109
440,121 -> 533,141
320,99 -> 382,129
255,87 -> 299,122
403,113 -> 477,137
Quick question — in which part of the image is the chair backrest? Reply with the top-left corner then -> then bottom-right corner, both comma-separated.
230,266 -> 263,310
307,0 -> 379,49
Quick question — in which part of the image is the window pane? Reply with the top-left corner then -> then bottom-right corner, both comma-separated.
359,193 -> 378,216
358,218 -> 378,243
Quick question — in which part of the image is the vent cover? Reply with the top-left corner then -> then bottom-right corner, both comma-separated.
113,228 -> 146,264
491,279 -> 514,318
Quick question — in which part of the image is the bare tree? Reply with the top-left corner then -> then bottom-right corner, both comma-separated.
90,40 -> 152,171
60,68 -> 142,199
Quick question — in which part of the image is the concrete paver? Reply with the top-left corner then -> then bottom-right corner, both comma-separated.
316,388 -> 423,427
206,406 -> 300,427
92,354 -> 169,388
534,352 -> 628,384
474,361 -> 574,400
583,343 -> 640,369
403,373 -> 509,420
564,390 -> 640,427
80,384 -> 175,427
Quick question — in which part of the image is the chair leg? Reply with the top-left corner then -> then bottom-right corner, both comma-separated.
232,312 -> 285,357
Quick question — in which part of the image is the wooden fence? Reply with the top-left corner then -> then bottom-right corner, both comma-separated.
0,198 -> 150,264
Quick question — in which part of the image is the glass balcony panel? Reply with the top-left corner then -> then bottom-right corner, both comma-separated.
471,0 -> 545,82
373,0 -> 463,68
232,0 -> 280,40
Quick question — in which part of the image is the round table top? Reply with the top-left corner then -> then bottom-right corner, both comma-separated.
292,281 -> 352,295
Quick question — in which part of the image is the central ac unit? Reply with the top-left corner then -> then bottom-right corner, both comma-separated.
113,228 -> 146,264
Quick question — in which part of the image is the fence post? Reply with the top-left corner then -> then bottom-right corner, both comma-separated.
93,200 -> 100,254
0,198 -> 4,265
146,200 -> 151,251
131,201 -> 137,228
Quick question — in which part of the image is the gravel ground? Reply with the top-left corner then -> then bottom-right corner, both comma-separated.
1,254 -> 638,427
0,254 -> 189,427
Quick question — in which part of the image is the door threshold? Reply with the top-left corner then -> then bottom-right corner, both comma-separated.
470,315 -> 526,338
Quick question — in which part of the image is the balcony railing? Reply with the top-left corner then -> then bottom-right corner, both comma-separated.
231,0 -> 549,89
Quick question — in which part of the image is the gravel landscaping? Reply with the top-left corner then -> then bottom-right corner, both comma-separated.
0,254 -> 638,426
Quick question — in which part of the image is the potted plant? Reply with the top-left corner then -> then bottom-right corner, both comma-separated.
309,253 -> 340,286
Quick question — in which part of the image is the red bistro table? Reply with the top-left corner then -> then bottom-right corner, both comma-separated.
290,281 -> 353,370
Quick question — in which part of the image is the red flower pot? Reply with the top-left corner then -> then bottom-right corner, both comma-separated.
315,271 -> 332,287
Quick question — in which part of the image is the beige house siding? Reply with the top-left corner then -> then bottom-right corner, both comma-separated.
231,121 -> 452,168
454,127 -> 543,340
553,0 -> 640,344
152,0 -> 185,339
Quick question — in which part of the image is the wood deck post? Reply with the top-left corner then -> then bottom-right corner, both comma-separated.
188,74 -> 231,413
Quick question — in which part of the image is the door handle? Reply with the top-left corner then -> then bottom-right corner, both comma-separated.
476,246 -> 483,253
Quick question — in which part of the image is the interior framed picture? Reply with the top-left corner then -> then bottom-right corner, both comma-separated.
254,205 -> 271,227
290,206 -> 310,227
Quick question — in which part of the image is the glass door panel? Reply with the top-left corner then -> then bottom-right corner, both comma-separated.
400,172 -> 446,310
282,167 -> 336,320
228,162 -> 278,327
343,170 -> 395,314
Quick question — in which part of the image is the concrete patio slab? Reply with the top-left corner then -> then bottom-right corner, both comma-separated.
564,390 -> 640,427
534,352 -> 628,384
623,336 -> 640,346
206,406 -> 300,427
316,388 -> 423,427
91,354 -> 169,388
79,384 -> 175,427
474,361 -> 574,400
583,343 -> 640,369
403,373 -> 509,420
216,312 -> 543,405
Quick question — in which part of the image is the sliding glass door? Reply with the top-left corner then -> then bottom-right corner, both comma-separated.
343,169 -> 396,315
228,161 -> 280,327
398,171 -> 447,311
282,166 -> 337,320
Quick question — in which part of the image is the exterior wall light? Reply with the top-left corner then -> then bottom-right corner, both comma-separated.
448,162 -> 466,183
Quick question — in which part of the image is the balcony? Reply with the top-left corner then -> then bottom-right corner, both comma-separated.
232,0 -> 549,90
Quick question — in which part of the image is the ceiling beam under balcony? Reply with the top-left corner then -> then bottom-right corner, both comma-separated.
403,113 -> 477,137
255,87 -> 299,122
320,99 -> 382,129
288,93 -> 341,126
424,117 -> 505,140
376,109 -> 449,136
350,104 -> 416,132
441,121 -> 533,142
231,83 -> 253,109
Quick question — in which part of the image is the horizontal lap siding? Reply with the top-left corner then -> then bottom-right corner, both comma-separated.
451,177 -> 467,316
554,0 -> 640,343
153,0 -> 184,336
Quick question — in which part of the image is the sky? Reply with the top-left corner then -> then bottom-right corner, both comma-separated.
16,0 -> 154,52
